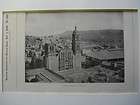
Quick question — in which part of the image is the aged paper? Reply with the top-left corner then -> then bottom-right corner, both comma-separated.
2,10 -> 139,93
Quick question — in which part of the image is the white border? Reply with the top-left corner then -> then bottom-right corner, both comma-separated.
1,10 -> 138,93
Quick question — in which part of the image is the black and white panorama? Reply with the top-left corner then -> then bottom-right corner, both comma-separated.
25,12 -> 124,83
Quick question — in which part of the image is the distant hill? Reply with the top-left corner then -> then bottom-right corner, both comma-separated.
59,29 -> 123,42
58,29 -> 124,47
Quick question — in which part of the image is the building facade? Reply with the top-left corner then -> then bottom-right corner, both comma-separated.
44,27 -> 81,74
59,46 -> 73,71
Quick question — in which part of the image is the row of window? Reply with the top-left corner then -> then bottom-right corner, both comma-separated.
59,51 -> 73,71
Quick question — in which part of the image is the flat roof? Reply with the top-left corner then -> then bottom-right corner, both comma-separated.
86,49 -> 124,60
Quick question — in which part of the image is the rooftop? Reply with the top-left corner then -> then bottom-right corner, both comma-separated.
85,48 -> 124,60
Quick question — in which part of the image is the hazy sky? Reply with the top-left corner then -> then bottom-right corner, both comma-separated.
26,12 -> 123,36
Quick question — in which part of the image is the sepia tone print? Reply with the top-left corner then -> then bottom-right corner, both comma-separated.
25,12 -> 124,83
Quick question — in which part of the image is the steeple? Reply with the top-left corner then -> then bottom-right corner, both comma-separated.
75,26 -> 77,31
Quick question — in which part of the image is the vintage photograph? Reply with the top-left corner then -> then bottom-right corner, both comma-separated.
25,12 -> 124,83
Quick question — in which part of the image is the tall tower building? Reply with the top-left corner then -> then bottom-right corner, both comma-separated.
72,26 -> 81,71
72,26 -> 80,55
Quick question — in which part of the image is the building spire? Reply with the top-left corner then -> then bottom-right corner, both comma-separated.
72,26 -> 80,55
75,26 -> 77,31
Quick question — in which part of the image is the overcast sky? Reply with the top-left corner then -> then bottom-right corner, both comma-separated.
26,12 -> 123,36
